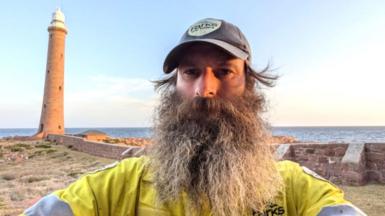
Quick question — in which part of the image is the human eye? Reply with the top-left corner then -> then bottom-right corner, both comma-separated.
215,67 -> 234,78
181,68 -> 200,78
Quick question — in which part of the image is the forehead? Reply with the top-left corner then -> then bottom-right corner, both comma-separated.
179,43 -> 237,65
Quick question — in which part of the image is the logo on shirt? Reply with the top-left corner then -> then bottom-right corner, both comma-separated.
188,19 -> 222,36
252,203 -> 285,216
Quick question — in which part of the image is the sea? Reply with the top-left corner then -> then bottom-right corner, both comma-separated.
1,126 -> 385,143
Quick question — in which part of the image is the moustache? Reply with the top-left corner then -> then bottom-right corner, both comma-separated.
176,96 -> 232,121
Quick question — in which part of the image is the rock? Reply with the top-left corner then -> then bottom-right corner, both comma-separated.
271,135 -> 298,144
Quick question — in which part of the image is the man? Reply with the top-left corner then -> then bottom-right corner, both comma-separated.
23,18 -> 366,216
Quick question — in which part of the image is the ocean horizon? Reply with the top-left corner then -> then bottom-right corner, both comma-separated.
1,126 -> 385,143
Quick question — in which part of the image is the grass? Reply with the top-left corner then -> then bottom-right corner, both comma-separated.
46,149 -> 57,154
340,184 -> 385,215
0,197 -> 5,209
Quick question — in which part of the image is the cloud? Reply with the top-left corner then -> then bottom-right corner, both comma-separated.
65,74 -> 158,127
0,74 -> 159,128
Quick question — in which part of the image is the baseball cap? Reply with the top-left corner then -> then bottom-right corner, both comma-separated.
163,18 -> 253,73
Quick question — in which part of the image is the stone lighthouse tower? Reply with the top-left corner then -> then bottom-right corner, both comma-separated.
35,8 -> 68,138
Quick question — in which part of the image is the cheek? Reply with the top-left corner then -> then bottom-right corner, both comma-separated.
220,76 -> 246,97
176,76 -> 195,99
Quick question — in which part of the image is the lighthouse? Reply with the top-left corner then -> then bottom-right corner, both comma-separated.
35,8 -> 68,138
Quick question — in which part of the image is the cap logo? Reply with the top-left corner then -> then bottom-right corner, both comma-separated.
188,19 -> 222,36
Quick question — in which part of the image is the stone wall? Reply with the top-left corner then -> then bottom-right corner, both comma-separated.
279,143 -> 349,183
365,143 -> 385,183
47,134 -> 385,185
47,134 -> 142,159
277,142 -> 383,185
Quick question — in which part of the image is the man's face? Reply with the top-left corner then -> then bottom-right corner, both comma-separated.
176,43 -> 246,100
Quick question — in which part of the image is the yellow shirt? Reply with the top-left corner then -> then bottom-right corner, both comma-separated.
22,156 -> 365,216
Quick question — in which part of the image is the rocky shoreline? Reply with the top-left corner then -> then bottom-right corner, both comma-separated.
102,135 -> 299,147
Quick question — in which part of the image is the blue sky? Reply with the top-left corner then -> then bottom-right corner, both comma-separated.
1,1 -> 385,128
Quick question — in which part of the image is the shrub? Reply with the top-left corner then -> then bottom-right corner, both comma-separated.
103,138 -> 120,144
30,150 -> 45,158
26,176 -> 46,183
10,192 -> 24,201
35,144 -> 51,148
9,146 -> 24,152
14,143 -> 32,149
46,149 -> 57,154
68,172 -> 81,178
0,197 -> 5,208
1,173 -> 16,181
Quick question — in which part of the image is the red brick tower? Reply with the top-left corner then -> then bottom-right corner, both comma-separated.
35,9 -> 68,138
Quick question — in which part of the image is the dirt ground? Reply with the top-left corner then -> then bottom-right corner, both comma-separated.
0,140 -> 383,216
0,140 -> 114,216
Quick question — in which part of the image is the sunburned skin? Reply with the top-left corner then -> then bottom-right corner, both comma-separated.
176,43 -> 246,100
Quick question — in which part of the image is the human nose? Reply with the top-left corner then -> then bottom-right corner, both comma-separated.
195,68 -> 219,98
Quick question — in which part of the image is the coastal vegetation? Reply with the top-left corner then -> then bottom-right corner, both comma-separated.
0,140 -> 114,215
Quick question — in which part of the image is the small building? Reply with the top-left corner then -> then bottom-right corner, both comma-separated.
77,130 -> 108,142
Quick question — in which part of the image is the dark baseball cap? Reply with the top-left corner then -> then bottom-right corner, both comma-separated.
163,18 -> 253,73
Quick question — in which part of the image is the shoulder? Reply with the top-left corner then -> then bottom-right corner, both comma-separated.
51,156 -> 151,203
52,156 -> 151,215
276,160 -> 302,179
275,161 -> 367,215
85,156 -> 150,178
276,160 -> 300,170
276,160 -> 328,182
118,155 -> 150,173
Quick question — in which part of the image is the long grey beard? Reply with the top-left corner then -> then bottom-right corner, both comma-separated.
148,90 -> 283,216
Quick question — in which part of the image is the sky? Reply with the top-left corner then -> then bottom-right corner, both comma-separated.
1,0 -> 385,128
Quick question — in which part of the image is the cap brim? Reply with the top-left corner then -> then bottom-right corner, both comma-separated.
163,39 -> 249,73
